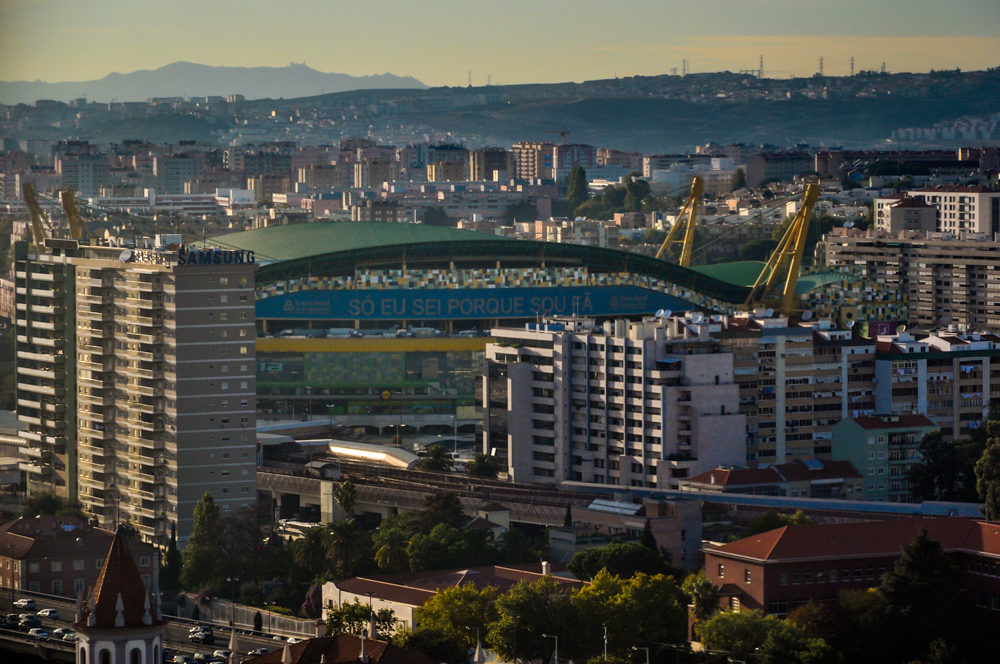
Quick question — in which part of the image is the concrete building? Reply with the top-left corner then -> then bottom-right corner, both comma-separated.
469,148 -> 513,181
830,414 -> 937,502
745,153 -> 812,188
426,160 -> 467,182
527,218 -> 619,248
874,330 -> 1000,441
874,193 -> 937,233
511,142 -> 555,181
153,154 -> 204,195
15,239 -> 257,546
703,517 -> 1000,625
55,154 -> 110,197
247,175 -> 291,201
297,164 -> 353,190
0,515 -> 158,597
679,460 -> 865,500
354,160 -> 398,188
552,144 -> 596,181
821,230 -> 1000,330
911,185 -> 1000,234
482,316 -> 747,489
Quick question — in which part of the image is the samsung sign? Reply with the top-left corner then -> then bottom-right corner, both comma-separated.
177,247 -> 256,266
257,285 -> 692,321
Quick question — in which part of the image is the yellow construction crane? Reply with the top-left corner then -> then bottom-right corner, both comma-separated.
655,176 -> 703,267
60,189 -> 93,240
21,183 -> 53,250
744,183 -> 820,316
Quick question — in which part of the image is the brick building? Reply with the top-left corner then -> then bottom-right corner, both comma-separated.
0,515 -> 158,597
703,517 -> 1000,624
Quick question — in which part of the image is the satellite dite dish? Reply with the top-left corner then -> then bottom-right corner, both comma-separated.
119,249 -> 133,262
661,310 -> 672,319
655,309 -> 666,319
801,311 -> 813,320
692,313 -> 704,323
846,320 -> 856,328
844,221 -> 855,228
765,308 -> 774,317
711,314 -> 723,322
898,325 -> 907,333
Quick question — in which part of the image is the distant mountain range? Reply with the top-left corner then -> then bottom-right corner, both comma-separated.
0,62 -> 426,105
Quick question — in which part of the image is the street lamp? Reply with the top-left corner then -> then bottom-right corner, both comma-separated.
633,647 -> 649,664
226,576 -> 239,627
363,591 -> 376,637
542,633 -> 559,664
603,626 -> 607,661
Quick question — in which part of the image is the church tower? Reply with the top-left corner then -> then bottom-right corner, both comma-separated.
73,530 -> 165,664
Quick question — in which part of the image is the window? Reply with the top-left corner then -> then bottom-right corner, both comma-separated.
779,572 -> 788,586
744,569 -> 751,583
51,560 -> 62,572
768,599 -> 788,615
804,571 -> 813,584
718,563 -> 725,578
792,571 -> 800,585
140,557 -> 150,567
141,575 -> 150,589
730,596 -> 740,612
74,559 -> 84,571
52,579 -> 63,595
830,569 -> 838,582
97,558 -> 104,569
29,562 -> 39,573
74,578 -> 85,596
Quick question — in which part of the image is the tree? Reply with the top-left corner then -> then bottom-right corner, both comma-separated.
373,525 -> 410,573
405,492 -> 466,536
624,177 -> 651,212
504,200 -> 538,225
488,576 -> 579,663
417,444 -> 454,472
466,452 -> 500,479
565,166 -> 589,214
563,503 -> 572,527
497,526 -> 538,564
747,509 -> 812,536
907,431 -> 984,502
293,526 -> 332,578
699,610 -> 837,664
396,627 -> 467,663
732,168 -> 747,191
975,422 -> 1000,520
877,528 -> 967,663
160,522 -> 182,593
408,523 -> 498,572
181,493 -> 226,591
681,571 -> 720,623
738,238 -> 778,261
253,611 -> 263,633
422,207 -> 453,227
335,480 -> 357,517
413,584 -> 498,650
567,541 -> 671,581
326,598 -> 396,637
20,491 -> 86,519
326,519 -> 371,578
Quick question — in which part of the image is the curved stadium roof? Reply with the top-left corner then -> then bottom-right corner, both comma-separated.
203,221 -> 756,305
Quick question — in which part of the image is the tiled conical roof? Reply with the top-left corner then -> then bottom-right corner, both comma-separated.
75,529 -> 163,630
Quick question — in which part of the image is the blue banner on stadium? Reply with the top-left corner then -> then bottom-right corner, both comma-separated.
256,285 -> 693,321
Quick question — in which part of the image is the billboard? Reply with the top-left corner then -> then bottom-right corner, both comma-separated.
257,285 -> 693,321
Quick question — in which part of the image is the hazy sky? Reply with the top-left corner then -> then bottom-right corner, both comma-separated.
1,0 -> 998,85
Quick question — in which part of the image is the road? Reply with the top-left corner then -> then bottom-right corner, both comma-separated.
1,591 -> 294,661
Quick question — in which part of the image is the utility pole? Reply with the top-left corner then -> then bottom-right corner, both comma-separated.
468,70 -> 472,88
819,56 -> 824,76
850,56 -> 855,77
759,55 -> 764,79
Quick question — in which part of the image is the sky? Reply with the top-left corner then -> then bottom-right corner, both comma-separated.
1,0 -> 998,86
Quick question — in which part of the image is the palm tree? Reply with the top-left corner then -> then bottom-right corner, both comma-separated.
326,519 -> 370,578
293,526 -> 331,577
373,526 -> 410,573
335,479 -> 357,517
417,443 -> 454,472
466,452 -> 500,479
498,526 -> 536,564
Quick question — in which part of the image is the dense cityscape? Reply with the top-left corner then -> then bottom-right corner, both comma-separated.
0,3 -> 999,664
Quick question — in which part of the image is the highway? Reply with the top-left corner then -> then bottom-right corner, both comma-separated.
0,590 -> 297,662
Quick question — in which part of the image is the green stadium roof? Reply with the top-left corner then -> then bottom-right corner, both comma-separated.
691,261 -> 766,288
201,221 -> 505,263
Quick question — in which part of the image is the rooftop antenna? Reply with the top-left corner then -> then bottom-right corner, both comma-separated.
850,56 -> 855,77
819,57 -> 824,76
881,62 -> 886,74
682,59 -> 688,76
487,74 -> 491,86
759,55 -> 764,79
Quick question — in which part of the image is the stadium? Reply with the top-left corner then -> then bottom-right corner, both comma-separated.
206,221 -> 901,434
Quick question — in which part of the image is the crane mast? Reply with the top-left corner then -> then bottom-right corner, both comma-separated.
655,177 -> 703,267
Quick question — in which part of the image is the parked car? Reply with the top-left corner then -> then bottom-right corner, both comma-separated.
62,632 -> 77,643
13,599 -> 35,610
19,617 -> 42,631
53,627 -> 74,637
190,630 -> 215,645
287,637 -> 303,644
37,608 -> 59,619
28,627 -> 49,640
247,648 -> 270,656
212,650 -> 232,660
172,656 -> 197,664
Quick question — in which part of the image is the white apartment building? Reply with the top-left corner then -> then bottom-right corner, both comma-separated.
482,316 -> 746,489
15,239 -> 257,546
910,185 -> 1000,235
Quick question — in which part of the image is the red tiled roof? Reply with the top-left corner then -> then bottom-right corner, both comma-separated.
75,530 -> 162,629
712,517 -> 1000,563
0,516 -> 156,565
776,460 -> 862,482
250,635 -> 440,664
853,414 -> 935,430
686,467 -> 783,487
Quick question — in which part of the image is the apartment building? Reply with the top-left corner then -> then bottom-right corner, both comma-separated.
55,154 -> 110,197
354,160 -> 398,188
821,230 -> 1000,329
830,414 -> 937,502
679,460 -> 865,500
718,314 -> 877,465
468,148 -> 513,182
873,330 -> 1000,440
526,218 -> 619,248
482,316 -> 746,489
873,193 -> 937,233
426,160 -> 467,182
551,144 -> 596,181
911,185 -> 1000,235
744,153 -> 812,188
511,142 -> 555,181
15,239 -> 257,546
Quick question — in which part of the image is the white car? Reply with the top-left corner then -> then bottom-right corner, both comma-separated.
287,637 -> 303,645
13,599 -> 35,610
212,651 -> 232,660
37,609 -> 59,619
28,627 -> 49,640
62,632 -> 77,643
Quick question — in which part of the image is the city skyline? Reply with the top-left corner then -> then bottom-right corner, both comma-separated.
1,0 -> 998,88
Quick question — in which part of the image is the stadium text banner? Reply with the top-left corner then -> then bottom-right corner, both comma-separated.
257,285 -> 693,321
